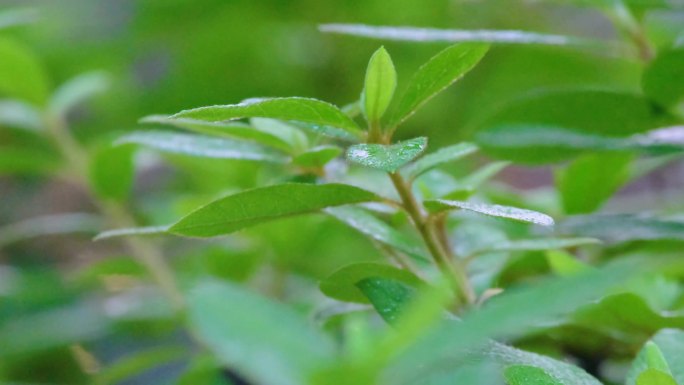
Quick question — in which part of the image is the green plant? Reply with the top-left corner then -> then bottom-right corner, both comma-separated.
2,1 -> 684,384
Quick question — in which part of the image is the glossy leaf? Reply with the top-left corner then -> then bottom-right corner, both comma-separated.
48,71 -> 110,116
89,144 -> 136,201
325,206 -> 429,262
188,280 -> 335,385
362,46 -> 396,122
642,47 -> 684,109
347,137 -> 428,172
172,97 -> 363,137
141,115 -> 294,152
556,152 -> 634,214
292,145 -> 342,168
473,90 -> 669,164
504,365 -> 562,385
169,183 -> 381,237
116,130 -> 289,163
402,142 -> 478,180
424,199 -> 554,226
0,38 -> 49,104
320,262 -> 423,304
319,24 -> 619,50
388,43 -> 488,127
558,214 -> 684,243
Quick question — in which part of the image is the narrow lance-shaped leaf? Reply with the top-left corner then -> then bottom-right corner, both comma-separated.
0,99 -> 42,131
141,115 -> 295,152
642,47 -> 684,109
0,213 -> 103,248
388,43 -> 489,128
470,238 -> 601,256
362,46 -> 396,122
402,142 -> 478,180
48,71 -> 110,116
188,280 -> 335,385
558,214 -> 684,244
116,130 -> 289,163
169,183 -> 381,237
319,24 -> 624,52
172,97 -> 363,138
325,206 -> 429,262
424,199 -> 554,226
347,137 -> 428,172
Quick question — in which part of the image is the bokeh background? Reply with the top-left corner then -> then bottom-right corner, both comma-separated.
1,0 -> 684,384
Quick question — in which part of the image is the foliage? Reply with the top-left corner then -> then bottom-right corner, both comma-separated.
1,1 -> 684,384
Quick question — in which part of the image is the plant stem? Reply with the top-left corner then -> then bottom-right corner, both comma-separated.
607,1 -> 654,62
388,172 -> 475,306
45,114 -> 185,310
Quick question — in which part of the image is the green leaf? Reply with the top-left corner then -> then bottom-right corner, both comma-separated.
556,152 -> 634,214
573,293 -> 684,338
474,90 -> 669,164
636,369 -> 678,385
644,342 -> 672,374
386,257 -> 663,385
504,365 -> 563,385
388,43 -> 489,127
0,99 -> 42,130
362,46 -> 396,122
319,24 -> 621,51
424,199 -> 554,226
169,183 -> 381,237
628,330 -> 684,385
116,130 -> 289,163
325,206 -> 429,262
546,250 -> 591,277
402,142 -> 478,180
188,280 -> 335,385
0,37 -> 49,104
172,97 -> 363,138
471,238 -> 601,256
251,117 -> 309,153
558,214 -> 684,243
48,71 -> 110,116
292,145 -> 342,168
642,47 -> 684,109
141,115 -> 295,152
89,144 -> 136,201
320,262 -> 423,304
95,346 -> 186,385
0,213 -> 103,248
357,277 -> 417,324
347,137 -> 428,172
